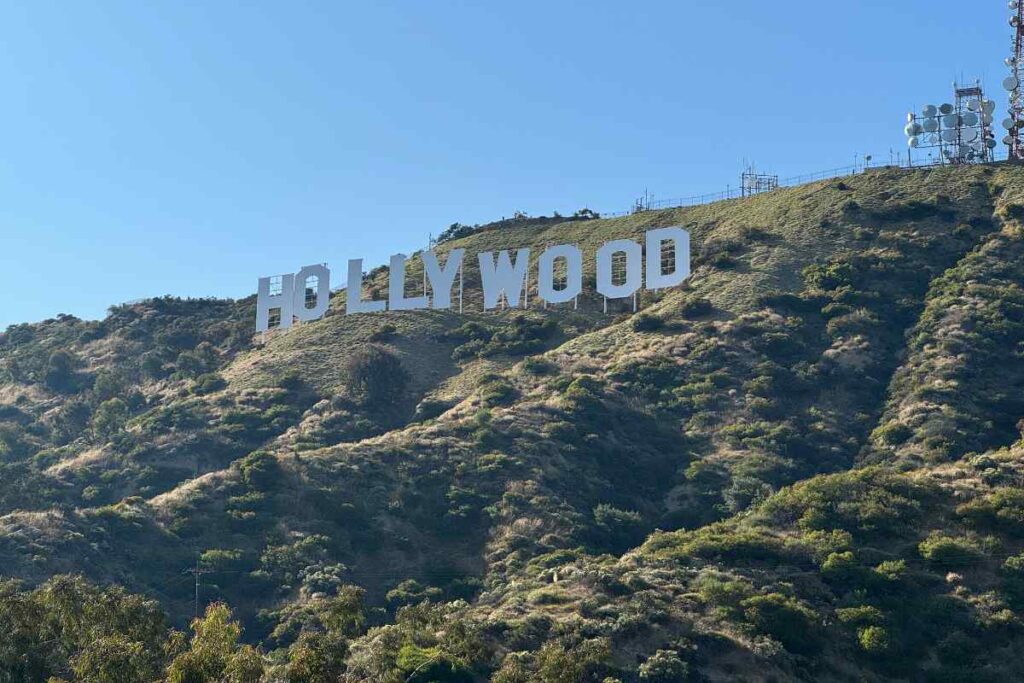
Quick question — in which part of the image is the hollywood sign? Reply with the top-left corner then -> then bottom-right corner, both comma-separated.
256,226 -> 690,332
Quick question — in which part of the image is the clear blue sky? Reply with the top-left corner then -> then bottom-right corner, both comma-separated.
0,1 -> 1010,328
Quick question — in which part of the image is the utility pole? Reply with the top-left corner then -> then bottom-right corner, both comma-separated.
184,556 -> 212,620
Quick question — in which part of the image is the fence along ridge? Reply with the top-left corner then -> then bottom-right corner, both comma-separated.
600,152 -> 1009,218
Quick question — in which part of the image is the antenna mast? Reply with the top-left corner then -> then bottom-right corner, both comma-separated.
1006,0 -> 1024,160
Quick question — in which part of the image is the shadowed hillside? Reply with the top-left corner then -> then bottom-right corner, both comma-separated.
5,164 -> 1024,681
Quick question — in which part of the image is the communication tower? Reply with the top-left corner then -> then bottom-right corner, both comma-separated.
740,164 -> 779,197
905,80 -> 997,164
1005,0 -> 1024,160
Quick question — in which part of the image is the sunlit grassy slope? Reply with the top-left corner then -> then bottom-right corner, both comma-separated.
4,163 -> 1024,680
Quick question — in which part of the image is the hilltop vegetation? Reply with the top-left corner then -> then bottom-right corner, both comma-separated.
4,164 -> 1024,680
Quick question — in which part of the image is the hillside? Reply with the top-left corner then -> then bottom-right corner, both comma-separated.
4,163 -> 1024,681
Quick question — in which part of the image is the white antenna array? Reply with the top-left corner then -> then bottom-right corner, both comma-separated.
904,81 -> 997,164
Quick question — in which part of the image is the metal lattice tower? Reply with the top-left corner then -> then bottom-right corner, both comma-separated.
954,81 -> 996,164
1007,0 -> 1024,160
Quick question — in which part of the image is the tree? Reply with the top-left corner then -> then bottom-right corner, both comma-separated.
44,350 -> 82,393
51,398 -> 93,445
26,576 -> 167,681
140,351 -> 167,379
92,398 -> 129,440
343,345 -> 410,407
287,632 -> 348,683
320,585 -> 367,637
593,504 -> 645,553
166,603 -> 245,683
223,645 -> 264,683
174,343 -> 219,379
92,370 -> 127,403
71,635 -> 153,683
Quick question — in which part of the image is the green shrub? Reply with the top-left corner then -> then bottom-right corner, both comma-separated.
368,323 -> 398,342
92,398 -> 129,439
239,451 -> 280,490
678,296 -> 713,319
521,357 -> 556,375
836,605 -> 884,627
44,350 -> 84,393
638,649 -> 689,682
857,625 -> 891,654
593,504 -> 645,553
92,370 -> 127,402
874,422 -> 912,447
343,345 -> 409,407
535,639 -> 611,683
479,375 -> 516,407
191,373 -> 227,395
820,551 -> 860,583
918,533 -> 980,567
741,593 -> 818,654
396,644 -> 473,683
632,314 -> 664,332
957,489 -> 1024,535
803,262 -> 853,291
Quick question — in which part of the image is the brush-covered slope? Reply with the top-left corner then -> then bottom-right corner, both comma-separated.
3,164 -> 1024,681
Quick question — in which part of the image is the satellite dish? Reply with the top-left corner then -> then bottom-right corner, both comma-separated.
968,99 -> 982,112
963,112 -> 979,127
987,138 -> 999,149
906,112 -> 915,123
923,118 -> 940,132
1013,1 -> 1021,10
942,114 -> 960,128
906,122 -> 924,136
963,128 -> 979,142
941,129 -> 958,142
1004,117 -> 1018,130
984,100 -> 997,114
923,104 -> 939,117
939,103 -> 955,114
983,113 -> 995,125
908,136 -> 920,148
1005,135 -> 1016,145
927,133 -> 940,144
1005,76 -> 1020,91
